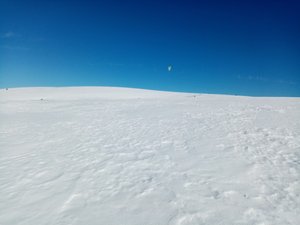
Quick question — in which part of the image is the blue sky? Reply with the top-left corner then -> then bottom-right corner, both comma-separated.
1,0 -> 299,96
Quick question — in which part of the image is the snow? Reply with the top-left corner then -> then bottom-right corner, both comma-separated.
0,87 -> 300,225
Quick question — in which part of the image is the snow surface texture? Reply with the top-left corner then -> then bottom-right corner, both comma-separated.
0,87 -> 300,225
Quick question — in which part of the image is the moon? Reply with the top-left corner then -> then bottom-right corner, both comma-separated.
168,65 -> 172,72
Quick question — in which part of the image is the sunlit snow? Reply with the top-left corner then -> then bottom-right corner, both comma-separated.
0,87 -> 299,225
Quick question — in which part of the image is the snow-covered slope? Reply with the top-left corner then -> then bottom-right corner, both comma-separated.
0,87 -> 299,225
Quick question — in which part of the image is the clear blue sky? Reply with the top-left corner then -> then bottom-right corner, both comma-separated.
1,0 -> 299,96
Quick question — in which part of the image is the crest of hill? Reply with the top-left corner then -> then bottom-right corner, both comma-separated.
1,87 -> 298,102
0,87 -> 187,101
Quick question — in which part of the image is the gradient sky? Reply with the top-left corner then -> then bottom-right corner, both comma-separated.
1,0 -> 299,96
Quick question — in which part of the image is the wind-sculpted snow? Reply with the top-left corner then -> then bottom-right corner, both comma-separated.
0,87 -> 299,225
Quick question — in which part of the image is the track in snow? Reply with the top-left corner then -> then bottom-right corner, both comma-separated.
0,87 -> 300,225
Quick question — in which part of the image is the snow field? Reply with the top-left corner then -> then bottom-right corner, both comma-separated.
0,87 -> 299,225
